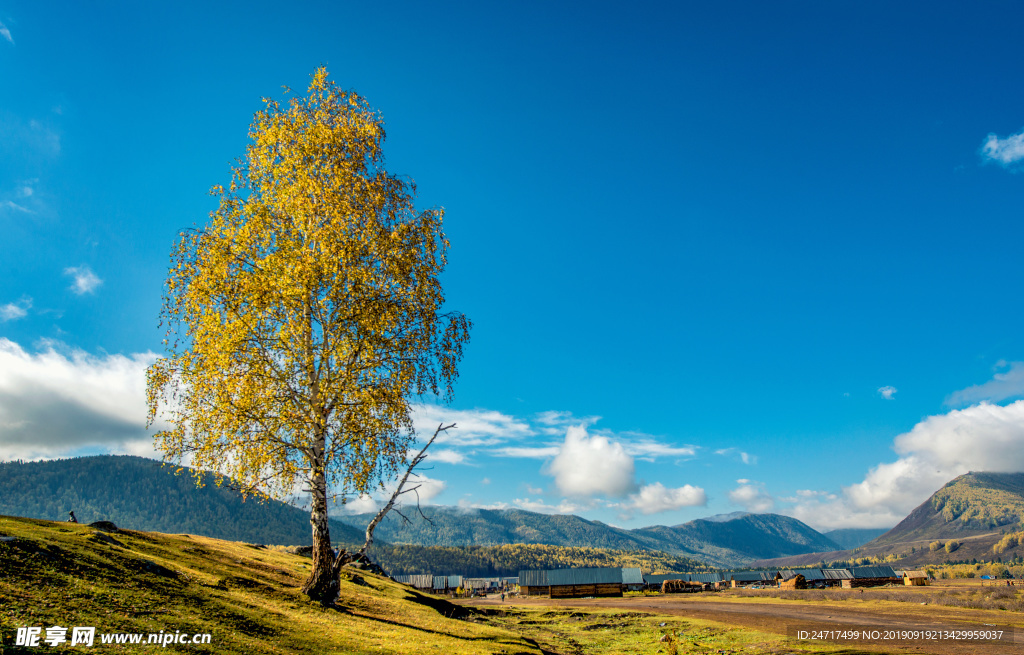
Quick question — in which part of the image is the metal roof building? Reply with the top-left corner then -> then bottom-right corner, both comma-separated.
547,568 -> 623,586
518,570 -> 549,587
688,572 -> 724,584
394,574 -> 434,589
822,569 -> 853,580
781,569 -> 825,581
643,573 -> 686,585
727,571 -> 776,582
621,568 -> 644,586
850,566 -> 898,579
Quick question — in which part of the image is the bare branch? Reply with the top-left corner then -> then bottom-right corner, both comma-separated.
358,422 -> 455,554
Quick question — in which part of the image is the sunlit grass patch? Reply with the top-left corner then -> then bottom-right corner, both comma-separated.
0,516 -> 539,654
477,605 -> 855,655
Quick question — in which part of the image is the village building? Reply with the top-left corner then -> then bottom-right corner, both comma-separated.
841,566 -> 901,588
821,569 -> 853,587
727,571 -> 779,588
621,568 -> 645,592
547,567 -> 624,598
901,570 -> 929,586
518,569 -> 550,597
393,574 -> 434,590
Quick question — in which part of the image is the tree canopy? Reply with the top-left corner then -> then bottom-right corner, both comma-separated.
146,68 -> 470,602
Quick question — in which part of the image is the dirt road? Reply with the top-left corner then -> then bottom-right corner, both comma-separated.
461,594 -> 1022,654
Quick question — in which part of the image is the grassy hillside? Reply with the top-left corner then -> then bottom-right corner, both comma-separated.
340,507 -> 839,567
872,472 -> 1024,546
0,515 -> 541,654
0,516 -> 815,655
0,455 -> 363,546
750,472 -> 1024,569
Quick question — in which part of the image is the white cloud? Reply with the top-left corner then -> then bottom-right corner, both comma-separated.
784,400 -> 1024,530
456,498 -> 511,510
524,484 -> 543,495
491,445 -> 560,458
427,448 -> 466,465
411,404 -> 533,447
326,473 -> 448,515
534,410 -> 601,427
64,266 -> 103,295
1,200 -> 32,213
0,21 -> 12,45
878,385 -> 897,400
339,494 -> 380,514
621,482 -> 706,516
546,425 -> 637,498
728,480 -> 774,513
623,440 -> 697,460
0,297 -> 31,322
982,129 -> 1024,166
947,361 -> 1024,406
512,497 -> 588,514
715,447 -> 757,465
480,477 -> 491,485
398,474 -> 447,504
0,339 -> 160,460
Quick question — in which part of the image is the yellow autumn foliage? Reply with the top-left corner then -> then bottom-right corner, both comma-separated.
146,68 -> 470,599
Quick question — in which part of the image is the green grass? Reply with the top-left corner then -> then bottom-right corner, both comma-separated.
0,515 -> 895,654
0,516 -> 537,654
475,606 -> 863,655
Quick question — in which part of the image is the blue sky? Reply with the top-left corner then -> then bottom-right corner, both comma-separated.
3,1 -> 1024,532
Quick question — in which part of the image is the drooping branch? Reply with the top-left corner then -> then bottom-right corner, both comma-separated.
358,422 -> 455,555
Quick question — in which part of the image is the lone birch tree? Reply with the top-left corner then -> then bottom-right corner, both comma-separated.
146,68 -> 470,604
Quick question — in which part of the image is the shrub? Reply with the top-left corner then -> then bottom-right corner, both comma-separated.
945,540 -> 960,554
929,541 -> 943,552
993,531 -> 1021,554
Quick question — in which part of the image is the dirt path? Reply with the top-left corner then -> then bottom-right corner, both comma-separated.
460,595 -> 1022,655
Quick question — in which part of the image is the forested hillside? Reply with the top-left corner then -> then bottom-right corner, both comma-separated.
0,455 -> 363,546
340,506 -> 840,567
871,471 -> 1024,546
369,543 -> 710,577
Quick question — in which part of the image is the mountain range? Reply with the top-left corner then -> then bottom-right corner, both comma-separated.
751,471 -> 1024,568
1,455 -> 847,567
336,505 -> 842,567
0,455 -> 364,546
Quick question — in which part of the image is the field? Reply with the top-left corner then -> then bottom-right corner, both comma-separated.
0,516 -> 853,655
3,515 -> 1022,654
462,581 -> 1024,654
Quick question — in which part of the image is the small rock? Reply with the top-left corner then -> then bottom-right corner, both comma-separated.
142,560 -> 177,578
89,532 -> 125,548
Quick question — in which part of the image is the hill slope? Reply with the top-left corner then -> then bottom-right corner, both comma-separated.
750,471 -> 1024,568
339,506 -> 840,567
823,528 -> 891,550
0,455 -> 363,546
871,471 -> 1024,546
0,515 -> 540,654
